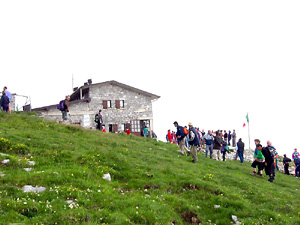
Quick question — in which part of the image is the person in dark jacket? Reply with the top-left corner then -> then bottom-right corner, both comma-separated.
221,140 -> 229,161
262,141 -> 276,182
228,131 -> 232,146
174,121 -> 188,155
213,131 -> 223,161
95,109 -> 103,131
283,154 -> 291,175
62,96 -> 70,123
236,138 -> 245,163
1,91 -> 10,112
188,122 -> 200,163
294,155 -> 300,177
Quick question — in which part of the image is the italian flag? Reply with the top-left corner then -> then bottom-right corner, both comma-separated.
243,113 -> 249,127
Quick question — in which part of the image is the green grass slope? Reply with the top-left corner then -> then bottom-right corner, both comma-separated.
0,112 -> 299,225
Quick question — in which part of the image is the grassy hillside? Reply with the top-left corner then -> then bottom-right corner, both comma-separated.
0,112 -> 299,225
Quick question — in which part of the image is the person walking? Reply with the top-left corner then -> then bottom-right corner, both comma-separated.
221,140 -> 229,161
188,122 -> 200,163
1,91 -> 10,112
283,154 -> 291,175
236,138 -> 245,163
262,141 -> 277,182
213,131 -> 223,160
174,121 -> 187,155
232,130 -> 237,147
203,130 -> 214,158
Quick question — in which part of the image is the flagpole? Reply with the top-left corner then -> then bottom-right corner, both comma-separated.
247,113 -> 250,149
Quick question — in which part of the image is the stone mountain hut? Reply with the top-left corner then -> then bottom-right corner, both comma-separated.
32,80 -> 160,136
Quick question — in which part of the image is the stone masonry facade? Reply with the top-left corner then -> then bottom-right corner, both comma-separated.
33,80 -> 160,135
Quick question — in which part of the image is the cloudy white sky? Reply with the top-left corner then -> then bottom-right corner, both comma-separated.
1,0 -> 299,156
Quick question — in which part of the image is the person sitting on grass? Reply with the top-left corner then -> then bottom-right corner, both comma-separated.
250,144 -> 265,177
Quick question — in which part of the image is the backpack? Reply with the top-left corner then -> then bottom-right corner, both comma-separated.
94,114 -> 99,123
183,127 -> 188,135
57,100 -> 65,111
268,146 -> 278,157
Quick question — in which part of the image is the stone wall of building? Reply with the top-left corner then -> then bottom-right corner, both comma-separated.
37,83 -> 155,132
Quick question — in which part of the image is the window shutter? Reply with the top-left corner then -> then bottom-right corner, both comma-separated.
115,100 -> 120,109
113,124 -> 118,133
103,100 -> 108,109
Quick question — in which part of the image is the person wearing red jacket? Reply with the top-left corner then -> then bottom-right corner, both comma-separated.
167,130 -> 172,143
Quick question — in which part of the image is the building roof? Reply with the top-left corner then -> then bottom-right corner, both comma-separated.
32,80 -> 160,112
71,80 -> 160,101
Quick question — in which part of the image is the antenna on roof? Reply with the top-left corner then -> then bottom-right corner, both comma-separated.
72,74 -> 74,92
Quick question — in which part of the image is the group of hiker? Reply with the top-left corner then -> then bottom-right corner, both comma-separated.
169,121 -> 299,183
167,123 -> 238,162
0,86 -> 12,113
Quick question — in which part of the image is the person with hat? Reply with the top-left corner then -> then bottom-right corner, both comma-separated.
188,122 -> 200,163
173,121 -> 188,155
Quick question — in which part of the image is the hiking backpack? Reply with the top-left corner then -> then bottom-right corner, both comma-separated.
56,100 -> 65,111
183,127 -> 188,136
268,146 -> 278,157
94,114 -> 99,123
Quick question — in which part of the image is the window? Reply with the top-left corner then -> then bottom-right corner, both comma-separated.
103,100 -> 112,109
130,120 -> 140,133
107,100 -> 112,108
115,100 -> 125,109
120,100 -> 124,108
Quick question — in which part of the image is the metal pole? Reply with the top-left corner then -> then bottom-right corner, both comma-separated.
247,113 -> 250,149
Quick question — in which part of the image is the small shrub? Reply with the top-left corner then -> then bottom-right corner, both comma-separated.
0,137 -> 12,152
9,143 -> 30,155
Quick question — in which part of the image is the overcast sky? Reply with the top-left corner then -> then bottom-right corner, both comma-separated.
1,0 -> 299,156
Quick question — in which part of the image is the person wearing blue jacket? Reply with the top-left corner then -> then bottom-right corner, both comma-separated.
173,121 -> 188,155
1,91 -> 10,112
188,122 -> 200,163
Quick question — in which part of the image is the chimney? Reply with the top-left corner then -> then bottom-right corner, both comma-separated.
84,82 -> 88,86
73,87 -> 78,92
88,79 -> 92,85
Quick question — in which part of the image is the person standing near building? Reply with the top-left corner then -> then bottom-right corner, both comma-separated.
1,91 -> 10,112
95,109 -> 104,131
232,130 -> 237,147
203,130 -> 213,158
62,96 -> 70,123
3,87 -> 12,114
188,122 -> 200,163
174,121 -> 187,156
143,126 -> 148,137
